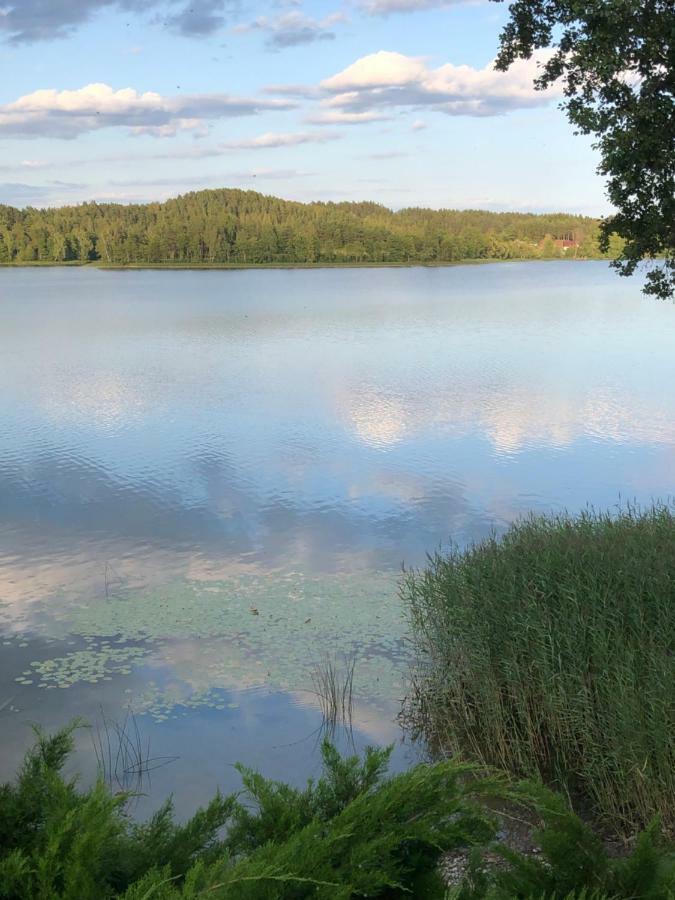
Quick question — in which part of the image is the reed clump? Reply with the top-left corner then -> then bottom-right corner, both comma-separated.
403,504 -> 675,837
310,654 -> 355,739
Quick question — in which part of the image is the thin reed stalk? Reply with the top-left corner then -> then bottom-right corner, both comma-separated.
310,654 -> 356,741
91,706 -> 178,794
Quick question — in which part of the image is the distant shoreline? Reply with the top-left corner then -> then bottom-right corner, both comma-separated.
0,257 -> 590,272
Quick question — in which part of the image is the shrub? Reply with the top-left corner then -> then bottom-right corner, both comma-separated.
403,504 -> 675,836
450,782 -> 675,899
0,723 -> 234,899
0,724 -> 495,898
2,725 -> 674,898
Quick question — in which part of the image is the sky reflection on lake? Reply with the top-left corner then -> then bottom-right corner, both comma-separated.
1,261 -> 674,812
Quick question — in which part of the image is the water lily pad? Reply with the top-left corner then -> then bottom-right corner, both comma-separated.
9,572 -> 408,721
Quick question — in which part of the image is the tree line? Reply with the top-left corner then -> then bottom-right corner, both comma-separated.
0,189 -> 623,266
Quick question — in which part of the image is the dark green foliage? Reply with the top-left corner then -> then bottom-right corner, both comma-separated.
224,741 -> 391,855
403,504 -> 675,836
453,783 -> 675,899
0,721 -> 78,854
0,726 -> 494,898
2,726 -> 674,898
205,759 -> 495,899
0,723 -> 126,899
0,189 -> 618,267
109,792 -> 236,889
0,724 -> 232,899
491,0 -> 675,298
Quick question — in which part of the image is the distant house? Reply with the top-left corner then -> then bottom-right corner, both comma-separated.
539,235 -> 580,254
553,238 -> 579,252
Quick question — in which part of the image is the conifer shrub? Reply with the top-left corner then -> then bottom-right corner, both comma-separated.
450,782 -> 675,899
0,724 -> 494,899
1,725 -> 674,898
0,722 -> 235,899
403,504 -> 675,837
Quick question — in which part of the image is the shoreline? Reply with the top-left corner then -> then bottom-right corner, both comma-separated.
0,257 -> 593,272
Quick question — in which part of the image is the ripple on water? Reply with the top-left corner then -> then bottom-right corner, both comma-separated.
2,263 -> 675,815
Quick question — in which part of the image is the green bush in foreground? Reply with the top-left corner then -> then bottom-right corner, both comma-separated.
1,725 -> 674,899
403,504 -> 675,837
0,723 -> 493,899
453,782 -> 675,900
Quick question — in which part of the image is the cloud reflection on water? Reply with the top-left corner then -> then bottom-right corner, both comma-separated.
1,262 -> 674,810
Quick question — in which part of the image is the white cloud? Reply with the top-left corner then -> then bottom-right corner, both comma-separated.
263,84 -> 321,99
0,135 -> 338,174
233,11 -> 347,50
305,110 -> 389,125
319,50 -> 561,117
0,83 -> 296,139
321,51 -> 427,91
366,150 -> 409,159
359,0 -> 476,15
109,168 -> 315,187
239,167 -> 315,179
0,158 -> 50,173
222,130 -> 341,149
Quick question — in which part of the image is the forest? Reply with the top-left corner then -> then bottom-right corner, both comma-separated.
0,189 -> 622,266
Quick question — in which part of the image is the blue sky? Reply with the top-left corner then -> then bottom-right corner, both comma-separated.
0,0 -> 608,214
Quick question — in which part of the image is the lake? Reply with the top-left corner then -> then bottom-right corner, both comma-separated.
1,261 -> 674,815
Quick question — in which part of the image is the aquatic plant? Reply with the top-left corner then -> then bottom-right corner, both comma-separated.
14,572 -> 405,721
91,707 -> 178,794
310,653 -> 355,740
403,503 -> 675,837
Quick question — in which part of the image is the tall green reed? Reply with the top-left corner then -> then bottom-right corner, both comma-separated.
403,504 -> 675,837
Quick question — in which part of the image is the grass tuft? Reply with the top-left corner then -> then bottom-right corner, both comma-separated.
91,707 -> 178,795
310,654 -> 355,740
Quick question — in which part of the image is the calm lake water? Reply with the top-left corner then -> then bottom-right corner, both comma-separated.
1,261 -> 674,815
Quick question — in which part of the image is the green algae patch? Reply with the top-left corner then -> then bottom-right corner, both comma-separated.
61,573 -> 402,646
24,646 -> 148,689
19,572 -> 408,719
